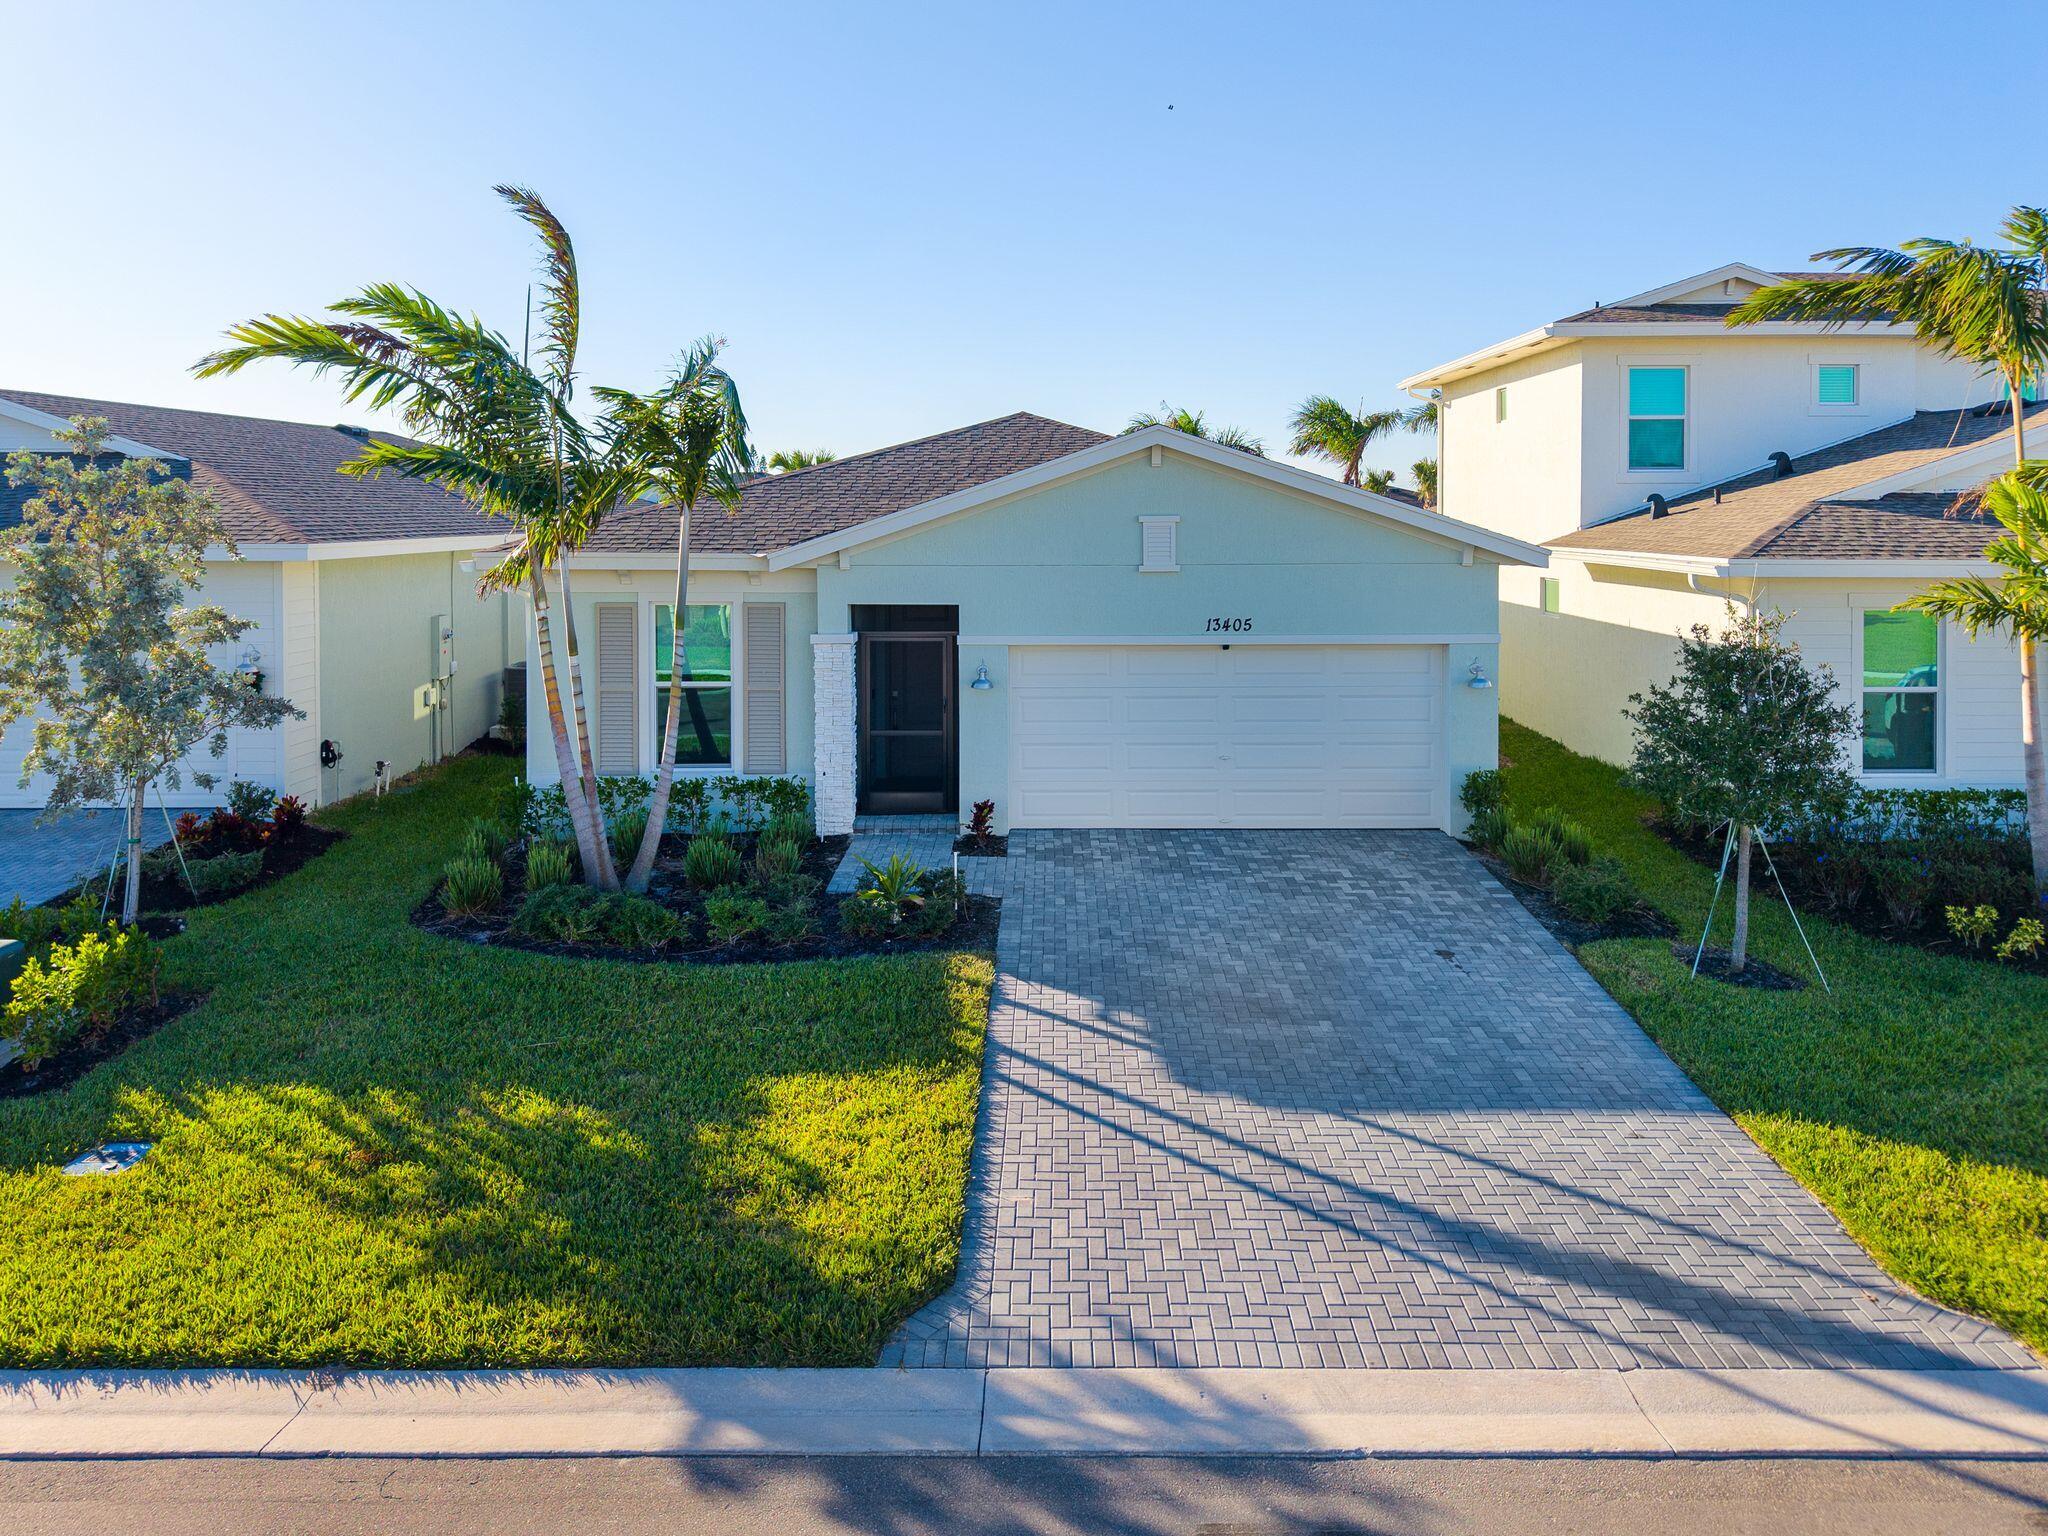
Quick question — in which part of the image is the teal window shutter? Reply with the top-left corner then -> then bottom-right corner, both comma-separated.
1816,364 -> 1858,405
1627,367 -> 1686,417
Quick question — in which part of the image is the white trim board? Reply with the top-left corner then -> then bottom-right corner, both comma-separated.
1550,547 -> 2000,580
765,427 -> 1548,571
0,397 -> 178,461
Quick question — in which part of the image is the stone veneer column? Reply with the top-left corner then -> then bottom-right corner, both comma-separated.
812,633 -> 857,834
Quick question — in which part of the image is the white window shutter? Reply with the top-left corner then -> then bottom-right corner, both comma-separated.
742,602 -> 786,774
1139,516 -> 1179,572
595,603 -> 638,775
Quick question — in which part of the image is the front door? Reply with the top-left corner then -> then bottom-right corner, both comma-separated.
857,631 -> 957,814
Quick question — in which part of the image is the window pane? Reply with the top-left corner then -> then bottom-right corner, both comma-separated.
654,604 -> 733,686
654,685 -> 732,765
1628,418 -> 1685,469
1540,577 -> 1560,613
1862,691 -> 1936,772
1817,364 -> 1858,405
1628,366 -> 1686,417
1862,610 -> 1937,688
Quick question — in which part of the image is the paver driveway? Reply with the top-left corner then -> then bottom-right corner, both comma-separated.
880,830 -> 2030,1370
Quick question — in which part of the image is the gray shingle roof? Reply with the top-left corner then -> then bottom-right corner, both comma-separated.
1555,273 -> 1874,327
582,411 -> 1110,554
1548,404 -> 2045,562
0,389 -> 503,545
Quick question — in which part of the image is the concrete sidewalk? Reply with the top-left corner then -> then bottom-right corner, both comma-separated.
7,1367 -> 2048,1459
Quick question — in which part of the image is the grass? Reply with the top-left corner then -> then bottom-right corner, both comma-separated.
1499,718 -> 2048,1357
0,755 -> 991,1368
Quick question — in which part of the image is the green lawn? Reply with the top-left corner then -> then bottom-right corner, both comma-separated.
1499,719 -> 2048,1356
0,755 -> 990,1368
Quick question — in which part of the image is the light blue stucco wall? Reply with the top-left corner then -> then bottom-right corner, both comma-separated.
814,453 -> 1504,832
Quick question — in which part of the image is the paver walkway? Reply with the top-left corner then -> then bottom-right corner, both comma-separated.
879,830 -> 2031,1370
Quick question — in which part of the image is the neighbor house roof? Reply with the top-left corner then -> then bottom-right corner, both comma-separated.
0,389 -> 503,548
1547,403 -> 2048,564
580,411 -> 1111,554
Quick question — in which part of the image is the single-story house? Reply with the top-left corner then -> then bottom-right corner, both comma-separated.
0,390 -> 515,806
517,413 -> 1546,835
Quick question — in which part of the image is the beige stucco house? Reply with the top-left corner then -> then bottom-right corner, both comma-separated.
1400,262 -> 2042,788
0,390 -> 514,807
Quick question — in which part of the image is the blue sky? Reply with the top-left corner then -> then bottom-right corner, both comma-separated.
8,1 -> 2045,483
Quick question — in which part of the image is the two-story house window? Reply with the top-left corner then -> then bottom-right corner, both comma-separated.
1626,366 -> 1686,469
1815,364 -> 1859,407
1861,609 -> 1939,774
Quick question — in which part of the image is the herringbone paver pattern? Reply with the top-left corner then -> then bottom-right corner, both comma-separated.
878,830 -> 2031,1370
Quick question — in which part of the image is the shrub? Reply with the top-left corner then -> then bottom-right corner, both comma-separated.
859,853 -> 928,903
705,892 -> 771,944
1459,769 -> 1506,817
904,870 -> 967,936
441,854 -> 503,917
761,871 -> 821,911
757,776 -> 813,825
186,849 -> 264,898
753,834 -> 802,884
1869,856 -> 1933,930
462,818 -> 510,865
764,903 -> 818,945
1946,904 -> 2000,952
1551,858 -> 1642,925
0,896 -> 63,953
838,888 -> 898,938
1467,805 -> 1513,853
512,885 -> 604,944
524,839 -> 574,892
763,808 -> 815,851
1996,917 -> 2045,963
6,925 -> 159,1068
591,891 -> 683,949
663,777 -> 711,832
1523,806 -> 1592,866
224,779 -> 275,822
270,796 -> 309,841
1803,840 -> 1872,916
966,799 -> 997,848
1500,823 -> 1563,885
683,830 -> 742,889
607,806 -> 650,871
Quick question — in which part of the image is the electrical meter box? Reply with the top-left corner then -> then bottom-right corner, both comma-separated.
432,613 -> 455,678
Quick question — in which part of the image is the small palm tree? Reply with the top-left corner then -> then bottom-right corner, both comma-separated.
1730,209 -> 2048,466
760,448 -> 834,473
1287,397 -> 1406,488
1902,472 -> 2048,899
1411,458 -> 1439,509
1359,467 -> 1397,495
1124,404 -> 1264,456
599,342 -> 751,892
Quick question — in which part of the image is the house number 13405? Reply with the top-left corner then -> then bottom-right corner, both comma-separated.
1204,617 -> 1253,633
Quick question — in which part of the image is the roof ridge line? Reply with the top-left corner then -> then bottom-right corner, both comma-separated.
745,410 -> 1097,489
0,387 -> 393,437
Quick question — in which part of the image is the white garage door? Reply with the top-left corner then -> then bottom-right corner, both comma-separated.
1008,645 -> 1444,828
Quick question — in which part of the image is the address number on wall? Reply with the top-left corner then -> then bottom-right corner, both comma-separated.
1203,617 -> 1254,633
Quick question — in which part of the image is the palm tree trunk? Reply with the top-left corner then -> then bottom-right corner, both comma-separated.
2022,636 -> 2048,901
121,778 -> 145,926
1730,824 -> 1753,973
554,560 -> 619,888
2013,370 -> 2030,469
526,567 -> 609,887
626,505 -> 692,892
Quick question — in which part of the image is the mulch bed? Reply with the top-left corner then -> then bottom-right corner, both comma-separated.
1470,846 -> 1676,950
416,830 -> 1001,966
52,825 -> 346,917
0,992 -> 200,1099
1672,943 -> 1808,991
954,834 -> 1008,858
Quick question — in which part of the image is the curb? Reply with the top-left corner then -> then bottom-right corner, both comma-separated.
5,1367 -> 2048,1459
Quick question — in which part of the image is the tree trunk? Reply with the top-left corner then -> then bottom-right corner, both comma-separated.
2014,371 -> 2030,470
627,505 -> 692,892
1730,824 -> 1754,973
554,560 -> 618,888
2021,635 -> 2048,902
121,778 -> 145,926
526,567 -> 609,888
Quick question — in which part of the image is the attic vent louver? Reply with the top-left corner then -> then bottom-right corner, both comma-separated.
335,424 -> 371,440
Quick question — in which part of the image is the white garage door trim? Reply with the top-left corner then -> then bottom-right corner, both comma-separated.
1008,644 -> 1445,829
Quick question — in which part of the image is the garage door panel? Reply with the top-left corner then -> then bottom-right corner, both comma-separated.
1010,645 -> 1444,829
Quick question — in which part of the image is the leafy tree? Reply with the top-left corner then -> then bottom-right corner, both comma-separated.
1624,607 -> 1856,973
0,420 -> 300,922
1411,457 -> 1439,509
1902,471 -> 2048,900
1729,208 -> 2048,467
1287,397 -> 1406,488
598,340 -> 751,891
759,448 -> 834,473
196,186 -> 646,889
1123,404 -> 1264,456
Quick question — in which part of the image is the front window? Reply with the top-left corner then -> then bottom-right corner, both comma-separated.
1815,363 -> 1859,406
1861,609 -> 1938,773
654,603 -> 733,765
1627,366 -> 1686,469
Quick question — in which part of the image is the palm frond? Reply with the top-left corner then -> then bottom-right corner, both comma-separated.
494,184 -> 580,390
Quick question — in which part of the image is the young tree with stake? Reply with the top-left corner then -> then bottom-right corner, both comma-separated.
0,420 -> 301,923
1624,607 -> 1857,974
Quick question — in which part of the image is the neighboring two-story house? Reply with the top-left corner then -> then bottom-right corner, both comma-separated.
1400,262 -> 2041,789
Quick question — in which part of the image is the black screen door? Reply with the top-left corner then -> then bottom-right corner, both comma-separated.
857,632 -> 956,813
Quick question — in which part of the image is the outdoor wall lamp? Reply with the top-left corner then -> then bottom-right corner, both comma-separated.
1466,660 -> 1493,690
970,662 -> 994,691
